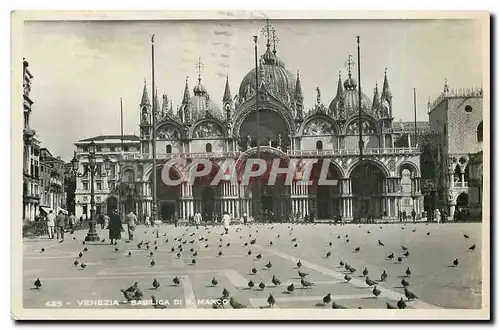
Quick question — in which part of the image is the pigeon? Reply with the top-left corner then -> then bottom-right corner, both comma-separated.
82,241 -> 86,245
191,258 -> 196,265
405,267 -> 412,277
325,251 -> 331,258
115,247 -> 119,252
468,244 -> 476,251
287,283 -> 295,293
380,270 -> 388,282
293,243 -> 298,248
83,247 -> 88,252
152,278 -> 160,289
265,261 -> 272,269
40,248 -> 45,253
151,295 -> 167,309
367,230 -> 371,234
426,232 -> 430,236
267,293 -> 276,307
121,289 -> 136,302
248,279 -> 254,289
58,239 -> 64,243
259,281 -> 266,290
211,277 -> 218,286
73,260 -> 79,266
250,239 -> 256,245
401,278 -> 410,288
345,239 -> 350,243
323,293 -> 332,305
127,251 -> 132,257
337,235 -> 341,239
291,238 -> 297,242
403,251 -> 410,257
171,247 -> 175,252
402,246 -> 408,251
328,242 -> 332,246
34,278 -> 42,289
176,252 -> 181,258
100,238 -> 105,243
229,297 -> 246,309
301,278 -> 313,288
193,251 -> 198,257
244,242 -> 248,247
387,253 -> 394,259
339,260 -> 344,267
397,257 -> 403,263
372,286 -> 381,298
404,288 -> 418,300
189,248 -> 194,252
298,270 -> 309,278
173,276 -> 180,286
252,267 -> 257,275
256,253 -> 262,260
332,301 -> 346,309
365,277 -> 376,286
386,302 -> 397,309
78,252 -> 83,258
247,250 -> 252,256
362,267 -> 369,277
353,247 -> 360,253
150,260 -> 155,267
453,258 -> 459,267
378,240 -> 384,247
349,266 -> 356,274
204,244 -> 209,248
80,263 -> 86,269
269,241 -> 273,246
464,234 -> 470,239
272,275 -> 281,286
218,251 -> 223,256
226,243 -> 231,247
397,297 -> 407,309
124,282 -> 138,293
73,237 -> 76,241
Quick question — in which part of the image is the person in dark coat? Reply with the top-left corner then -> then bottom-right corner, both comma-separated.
108,209 -> 122,245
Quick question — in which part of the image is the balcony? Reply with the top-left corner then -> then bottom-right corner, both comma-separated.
452,181 -> 469,189
288,147 -> 420,157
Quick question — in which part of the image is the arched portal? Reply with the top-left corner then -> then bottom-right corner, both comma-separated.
192,162 -> 222,220
456,192 -> 469,208
307,160 -> 342,219
151,166 -> 181,222
350,162 -> 386,219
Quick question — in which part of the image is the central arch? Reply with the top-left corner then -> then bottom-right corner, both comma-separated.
307,160 -> 342,219
238,108 -> 291,150
350,161 -> 386,219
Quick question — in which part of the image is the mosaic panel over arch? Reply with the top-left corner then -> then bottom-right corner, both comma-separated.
157,124 -> 181,140
345,119 -> 376,135
303,118 -> 334,136
193,121 -> 224,139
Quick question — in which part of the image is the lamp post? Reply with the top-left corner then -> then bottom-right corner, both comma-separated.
71,141 -> 111,241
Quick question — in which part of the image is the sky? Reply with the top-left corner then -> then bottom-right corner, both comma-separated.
23,16 -> 485,161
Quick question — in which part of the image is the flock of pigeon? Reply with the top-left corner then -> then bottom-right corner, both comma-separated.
32,222 -> 477,309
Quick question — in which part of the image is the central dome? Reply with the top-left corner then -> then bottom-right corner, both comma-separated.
329,74 -> 372,119
238,48 -> 296,107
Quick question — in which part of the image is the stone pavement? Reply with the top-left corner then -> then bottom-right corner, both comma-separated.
23,222 -> 482,310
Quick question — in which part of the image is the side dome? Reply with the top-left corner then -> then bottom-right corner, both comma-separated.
238,48 -> 296,109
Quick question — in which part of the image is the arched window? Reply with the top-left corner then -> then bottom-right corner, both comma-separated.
166,145 -> 172,154
205,143 -> 212,153
316,140 -> 323,150
477,121 -> 483,142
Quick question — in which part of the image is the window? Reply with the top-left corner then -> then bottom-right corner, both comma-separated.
316,140 -> 323,150
123,146 -> 129,152
477,121 -> 483,142
110,165 -> 116,176
109,182 -> 115,191
96,182 -> 102,191
166,145 -> 172,154
83,182 -> 89,190
206,143 -> 212,153
465,105 -> 472,113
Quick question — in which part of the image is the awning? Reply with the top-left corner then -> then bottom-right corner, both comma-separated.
39,206 -> 52,214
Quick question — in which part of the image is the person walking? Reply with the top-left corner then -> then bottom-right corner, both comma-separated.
435,209 -> 441,224
243,212 -> 248,225
173,212 -> 179,228
68,212 -> 76,234
103,213 -> 110,230
194,212 -> 201,230
126,211 -> 137,241
109,209 -> 123,245
222,211 -> 231,235
46,210 -> 56,239
144,214 -> 150,228
411,209 -> 416,223
55,211 -> 65,241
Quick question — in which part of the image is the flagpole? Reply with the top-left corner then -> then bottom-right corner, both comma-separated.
254,35 -> 261,223
356,36 -> 365,220
413,88 -> 417,148
120,98 -> 124,155
151,34 -> 158,222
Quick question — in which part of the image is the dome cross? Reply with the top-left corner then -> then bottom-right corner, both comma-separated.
195,57 -> 204,83
345,54 -> 355,78
261,19 -> 274,49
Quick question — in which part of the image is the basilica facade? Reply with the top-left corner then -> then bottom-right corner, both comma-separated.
101,39 -> 422,223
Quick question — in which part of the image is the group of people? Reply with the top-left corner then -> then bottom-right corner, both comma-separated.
44,210 -> 77,240
398,209 -> 418,223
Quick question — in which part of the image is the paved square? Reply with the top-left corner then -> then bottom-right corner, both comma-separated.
23,222 -> 482,310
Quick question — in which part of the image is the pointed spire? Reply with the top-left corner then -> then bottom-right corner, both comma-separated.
444,78 -> 449,95
295,70 -> 303,99
335,71 -> 344,98
153,87 -> 160,115
140,79 -> 150,106
169,100 -> 174,116
161,93 -> 169,116
223,74 -> 232,103
372,82 -> 380,111
182,76 -> 190,104
381,68 -> 392,98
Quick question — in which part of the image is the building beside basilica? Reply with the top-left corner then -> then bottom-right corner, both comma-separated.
73,37 -> 425,222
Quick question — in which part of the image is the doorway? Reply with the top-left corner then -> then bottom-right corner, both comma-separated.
161,202 -> 176,222
262,195 -> 273,212
317,186 -> 330,219
202,186 -> 215,220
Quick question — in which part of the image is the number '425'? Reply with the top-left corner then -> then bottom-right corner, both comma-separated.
45,301 -> 62,307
